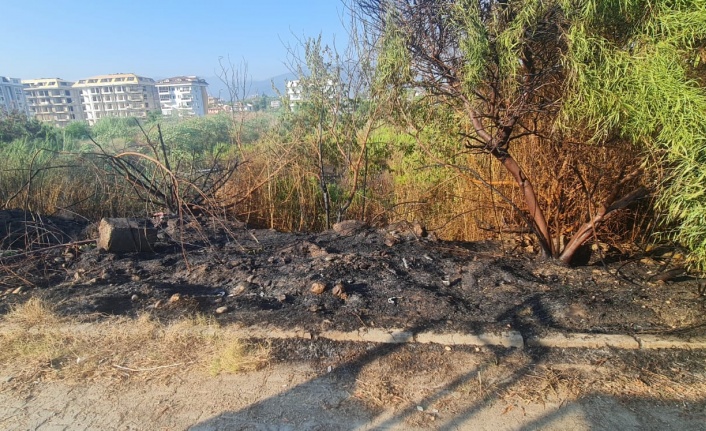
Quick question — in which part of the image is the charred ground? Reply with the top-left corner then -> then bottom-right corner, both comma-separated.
1,211 -> 704,341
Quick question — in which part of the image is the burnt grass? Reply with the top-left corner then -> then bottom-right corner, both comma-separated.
1,212 -> 705,340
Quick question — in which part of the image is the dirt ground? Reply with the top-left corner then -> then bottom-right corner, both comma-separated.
1,338 -> 705,430
1,211 -> 705,429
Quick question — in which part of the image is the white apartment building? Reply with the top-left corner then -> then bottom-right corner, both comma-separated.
285,80 -> 303,109
285,79 -> 338,110
22,78 -> 85,127
73,73 -> 160,125
156,76 -> 208,117
0,76 -> 29,115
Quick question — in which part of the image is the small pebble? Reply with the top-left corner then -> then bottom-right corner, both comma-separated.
311,282 -> 326,295
215,306 -> 231,314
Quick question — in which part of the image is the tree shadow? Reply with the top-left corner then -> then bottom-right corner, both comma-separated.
188,313 -> 546,430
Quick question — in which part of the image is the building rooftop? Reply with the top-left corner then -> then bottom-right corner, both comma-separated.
22,78 -> 75,88
156,76 -> 208,86
1,76 -> 22,84
73,73 -> 155,87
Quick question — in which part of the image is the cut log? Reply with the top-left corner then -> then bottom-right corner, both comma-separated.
98,218 -> 157,253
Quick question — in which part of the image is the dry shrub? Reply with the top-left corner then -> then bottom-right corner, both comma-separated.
384,131 -> 647,248
208,339 -> 271,376
219,138 -> 391,231
6,297 -> 59,327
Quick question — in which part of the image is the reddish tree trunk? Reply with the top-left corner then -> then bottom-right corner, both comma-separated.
492,150 -> 554,257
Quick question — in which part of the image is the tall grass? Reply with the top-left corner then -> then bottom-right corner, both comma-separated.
0,108 -> 652,255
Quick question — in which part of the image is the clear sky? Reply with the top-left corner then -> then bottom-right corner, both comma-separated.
1,0 -> 351,82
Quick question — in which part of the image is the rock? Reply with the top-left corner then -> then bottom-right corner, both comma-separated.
215,306 -> 231,314
306,243 -> 329,258
97,218 -> 157,253
311,281 -> 327,295
332,282 -> 346,298
231,281 -> 256,296
333,220 -> 366,236
413,222 -> 427,238
12,286 -> 27,294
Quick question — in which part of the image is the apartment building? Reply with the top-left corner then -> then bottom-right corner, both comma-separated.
73,73 -> 160,125
22,78 -> 85,127
285,78 -> 338,110
285,80 -> 303,109
0,76 -> 29,115
156,76 -> 209,117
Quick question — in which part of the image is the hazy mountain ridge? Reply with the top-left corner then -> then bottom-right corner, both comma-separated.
204,72 -> 297,100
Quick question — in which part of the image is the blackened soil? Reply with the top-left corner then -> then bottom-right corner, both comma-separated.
1,214 -> 705,339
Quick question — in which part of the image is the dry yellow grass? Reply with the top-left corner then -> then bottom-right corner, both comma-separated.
5,297 -> 59,327
0,298 -> 271,385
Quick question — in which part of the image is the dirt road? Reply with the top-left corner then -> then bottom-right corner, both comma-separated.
2,341 -> 704,431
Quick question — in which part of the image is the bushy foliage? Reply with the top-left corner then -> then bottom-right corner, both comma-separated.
562,0 -> 706,271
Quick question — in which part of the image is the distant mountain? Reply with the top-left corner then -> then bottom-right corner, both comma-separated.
204,72 -> 298,100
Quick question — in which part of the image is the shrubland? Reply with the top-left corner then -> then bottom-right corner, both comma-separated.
1,0 -> 705,272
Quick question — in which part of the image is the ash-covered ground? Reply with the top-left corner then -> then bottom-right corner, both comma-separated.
1,212 -> 704,339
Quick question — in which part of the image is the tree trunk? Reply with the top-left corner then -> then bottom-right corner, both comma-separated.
491,149 -> 554,257
558,187 -> 648,264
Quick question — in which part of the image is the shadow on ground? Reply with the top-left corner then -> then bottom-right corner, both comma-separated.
189,317 -> 706,430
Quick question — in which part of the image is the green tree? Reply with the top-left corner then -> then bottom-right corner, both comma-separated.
562,0 -> 706,270
356,0 -> 706,266
285,29 -> 393,228
0,111 -> 44,144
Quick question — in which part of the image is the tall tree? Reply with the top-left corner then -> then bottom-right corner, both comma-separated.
355,0 -> 706,266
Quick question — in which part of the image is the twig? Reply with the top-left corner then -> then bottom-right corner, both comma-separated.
0,239 -> 96,261
112,362 -> 189,372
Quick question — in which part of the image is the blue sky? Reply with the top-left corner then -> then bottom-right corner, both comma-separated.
1,0 -> 350,82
